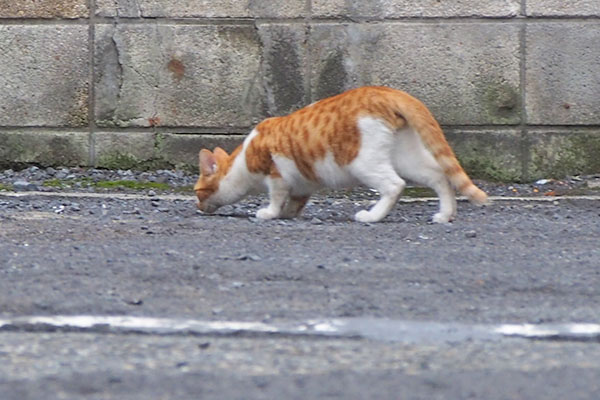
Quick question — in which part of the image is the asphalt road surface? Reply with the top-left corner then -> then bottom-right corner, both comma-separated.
1,190 -> 599,399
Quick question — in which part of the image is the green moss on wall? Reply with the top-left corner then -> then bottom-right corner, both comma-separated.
529,132 -> 600,179
458,156 -> 522,182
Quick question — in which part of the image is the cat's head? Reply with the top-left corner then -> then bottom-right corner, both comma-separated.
193,147 -> 230,213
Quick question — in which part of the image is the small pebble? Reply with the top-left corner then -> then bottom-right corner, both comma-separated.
587,179 -> 600,189
126,298 -> 144,306
465,230 -> 477,238
13,180 -> 38,192
236,254 -> 261,261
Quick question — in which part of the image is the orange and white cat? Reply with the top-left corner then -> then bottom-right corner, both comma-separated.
194,86 -> 487,223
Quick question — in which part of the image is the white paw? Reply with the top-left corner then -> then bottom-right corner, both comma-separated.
256,208 -> 278,220
432,212 -> 452,224
355,210 -> 380,223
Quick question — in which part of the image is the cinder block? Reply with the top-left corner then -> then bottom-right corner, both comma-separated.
526,23 -> 600,125
0,0 -> 88,18
158,133 -> 245,170
258,24 -> 308,116
446,129 -> 524,182
95,24 -> 264,128
0,131 -> 89,167
312,0 -> 520,18
94,132 -> 247,171
96,0 -> 306,18
95,0 -> 142,18
94,132 -> 158,169
310,23 -> 521,125
527,129 -> 600,179
527,0 -> 600,16
0,26 -> 89,127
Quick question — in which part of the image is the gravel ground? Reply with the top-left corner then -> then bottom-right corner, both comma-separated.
1,165 -> 599,324
1,166 -> 600,197
1,193 -> 599,323
1,333 -> 599,400
1,167 -> 600,399
0,167 -> 195,194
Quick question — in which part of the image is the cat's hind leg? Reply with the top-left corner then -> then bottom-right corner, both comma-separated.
256,177 -> 290,220
353,168 -> 406,223
351,117 -> 406,223
395,154 -> 457,223
392,127 -> 457,223
428,175 -> 457,223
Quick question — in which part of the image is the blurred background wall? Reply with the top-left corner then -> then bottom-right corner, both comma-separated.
0,0 -> 599,180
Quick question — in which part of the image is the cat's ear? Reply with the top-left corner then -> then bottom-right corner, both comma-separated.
199,149 -> 217,176
213,147 -> 229,165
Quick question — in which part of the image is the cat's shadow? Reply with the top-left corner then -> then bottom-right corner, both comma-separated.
197,197 -> 415,224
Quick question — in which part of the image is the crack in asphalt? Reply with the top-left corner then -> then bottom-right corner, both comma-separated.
1,315 -> 599,344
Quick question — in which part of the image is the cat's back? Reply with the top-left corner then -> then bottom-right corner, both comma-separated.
257,86 -> 402,131
253,86 -> 406,161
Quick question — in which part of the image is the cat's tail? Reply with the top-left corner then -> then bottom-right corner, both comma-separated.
391,90 -> 489,205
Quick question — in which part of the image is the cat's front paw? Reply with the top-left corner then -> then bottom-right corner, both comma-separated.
256,208 -> 278,220
355,210 -> 379,223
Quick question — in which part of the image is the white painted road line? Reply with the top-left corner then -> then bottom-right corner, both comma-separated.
496,323 -> 600,339
1,315 -> 599,343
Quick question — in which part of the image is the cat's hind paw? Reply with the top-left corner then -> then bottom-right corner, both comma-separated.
355,210 -> 381,223
256,208 -> 279,220
432,212 -> 453,224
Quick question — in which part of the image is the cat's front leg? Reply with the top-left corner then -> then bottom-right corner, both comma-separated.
256,178 -> 290,220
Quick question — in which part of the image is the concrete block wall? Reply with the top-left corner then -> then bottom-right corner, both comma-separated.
1,1 -> 599,181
